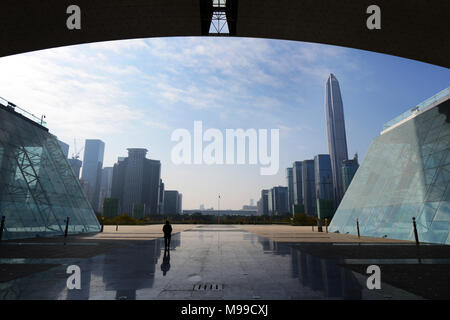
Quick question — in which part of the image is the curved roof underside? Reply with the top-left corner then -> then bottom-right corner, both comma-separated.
1,0 -> 449,68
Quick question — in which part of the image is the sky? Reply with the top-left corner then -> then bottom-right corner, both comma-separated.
0,37 -> 448,210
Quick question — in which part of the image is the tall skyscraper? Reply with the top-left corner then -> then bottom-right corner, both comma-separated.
81,139 -> 105,212
111,148 -> 161,216
286,167 -> 294,214
292,161 -> 303,207
325,74 -> 349,206
302,160 -> 316,216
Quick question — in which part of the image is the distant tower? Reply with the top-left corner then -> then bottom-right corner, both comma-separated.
81,139 -> 105,211
325,74 -> 349,207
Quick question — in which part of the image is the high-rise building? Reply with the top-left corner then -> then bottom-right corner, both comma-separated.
98,167 -> 113,212
269,186 -> 289,215
81,139 -> 105,212
57,139 -> 70,158
68,158 -> 82,179
329,87 -> 450,244
158,179 -> 165,214
325,74 -> 349,207
314,154 -> 334,219
286,167 -> 294,214
164,190 -> 179,215
302,160 -> 317,215
0,101 -> 100,240
178,193 -> 183,214
111,149 -> 161,216
257,189 -> 269,215
292,161 -> 303,207
342,154 -> 359,193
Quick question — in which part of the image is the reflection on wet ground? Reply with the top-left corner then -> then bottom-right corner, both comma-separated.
0,225 -> 422,300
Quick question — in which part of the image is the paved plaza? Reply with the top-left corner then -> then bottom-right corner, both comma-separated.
0,224 -> 449,299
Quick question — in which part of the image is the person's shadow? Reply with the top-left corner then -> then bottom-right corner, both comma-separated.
160,248 -> 171,276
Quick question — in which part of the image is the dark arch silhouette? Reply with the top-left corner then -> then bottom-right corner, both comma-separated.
1,0 -> 449,68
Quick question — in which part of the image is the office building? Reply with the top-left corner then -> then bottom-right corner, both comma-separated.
302,160 -> 317,215
329,87 -> 450,244
164,190 -> 180,215
111,149 -> 161,216
0,100 -> 100,240
98,167 -> 113,212
81,139 -> 105,212
314,154 -> 334,219
286,167 -> 294,214
342,155 -> 359,192
269,186 -> 289,215
158,179 -> 165,214
178,193 -> 183,214
257,189 -> 269,216
325,74 -> 349,206
292,161 -> 304,208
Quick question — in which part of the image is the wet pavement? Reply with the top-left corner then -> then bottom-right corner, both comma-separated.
0,225 -> 425,299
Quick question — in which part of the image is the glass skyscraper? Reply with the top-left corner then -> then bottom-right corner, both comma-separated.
292,161 -> 303,207
0,101 -> 100,240
286,167 -> 294,214
325,74 -> 349,206
329,87 -> 450,244
81,139 -> 105,212
314,154 -> 334,219
302,160 -> 317,215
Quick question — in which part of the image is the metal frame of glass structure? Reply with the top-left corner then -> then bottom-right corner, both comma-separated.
329,88 -> 450,244
0,103 -> 100,240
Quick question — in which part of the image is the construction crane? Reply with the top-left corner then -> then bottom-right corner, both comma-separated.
71,138 -> 84,160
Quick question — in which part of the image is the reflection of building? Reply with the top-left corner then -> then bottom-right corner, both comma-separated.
342,155 -> 359,193
330,87 -> 450,244
257,237 -> 362,299
57,139 -> 70,158
0,100 -> 100,240
68,158 -> 82,179
81,139 -> 105,212
325,74 -> 349,207
101,236 -> 181,300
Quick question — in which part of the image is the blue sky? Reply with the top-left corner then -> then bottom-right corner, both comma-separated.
0,37 -> 448,209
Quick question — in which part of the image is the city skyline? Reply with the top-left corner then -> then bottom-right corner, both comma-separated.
0,37 -> 448,209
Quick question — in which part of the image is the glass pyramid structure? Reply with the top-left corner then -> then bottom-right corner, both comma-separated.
0,102 -> 100,240
329,87 -> 450,244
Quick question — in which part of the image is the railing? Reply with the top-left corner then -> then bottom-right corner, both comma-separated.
0,96 -> 47,127
382,87 -> 450,132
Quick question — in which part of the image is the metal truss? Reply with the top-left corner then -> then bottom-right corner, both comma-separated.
13,144 -> 63,233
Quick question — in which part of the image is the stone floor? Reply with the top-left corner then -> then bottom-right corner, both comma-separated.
2,224 -> 444,300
